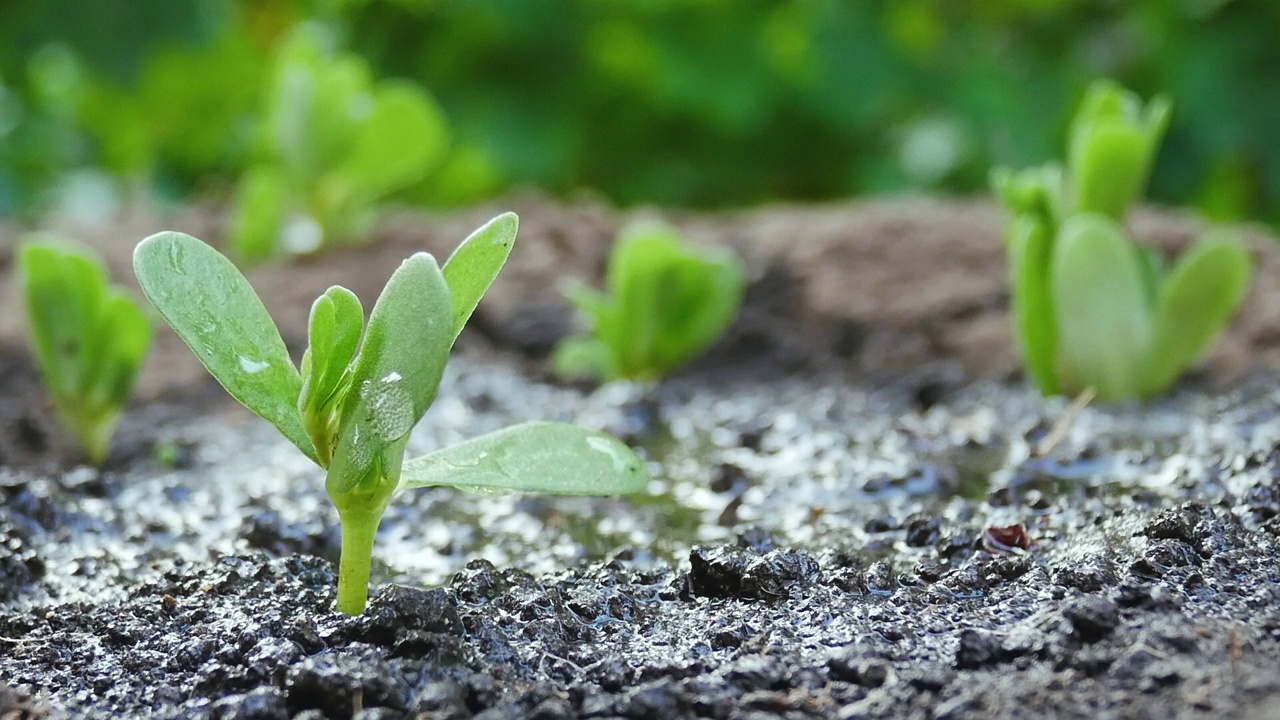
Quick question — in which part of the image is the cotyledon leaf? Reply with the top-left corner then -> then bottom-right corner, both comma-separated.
19,240 -> 108,401
1051,214 -> 1152,402
398,421 -> 650,495
441,211 -> 518,341
1140,232 -> 1251,398
133,231 -> 318,463
326,252 -> 453,495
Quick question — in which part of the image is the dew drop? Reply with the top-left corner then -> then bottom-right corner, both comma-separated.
238,355 -> 270,374
344,424 -> 374,472
366,380 -> 416,441
587,435 -> 636,475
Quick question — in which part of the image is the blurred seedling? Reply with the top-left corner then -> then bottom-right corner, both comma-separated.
229,26 -> 449,262
134,212 -> 650,615
992,79 -> 1251,402
553,222 -> 745,382
18,238 -> 151,465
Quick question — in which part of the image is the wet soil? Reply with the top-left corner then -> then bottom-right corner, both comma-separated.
1,196 -> 1280,719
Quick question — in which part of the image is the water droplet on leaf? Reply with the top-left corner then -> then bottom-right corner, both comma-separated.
363,380 -> 415,441
238,355 -> 270,374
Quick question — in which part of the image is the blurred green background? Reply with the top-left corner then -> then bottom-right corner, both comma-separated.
2,0 -> 1277,224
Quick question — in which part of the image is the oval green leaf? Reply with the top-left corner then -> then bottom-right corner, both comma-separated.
1141,233 -> 1251,397
335,80 -> 449,199
441,212 -> 518,341
399,421 -> 650,496
133,231 -> 317,462
1051,214 -> 1153,402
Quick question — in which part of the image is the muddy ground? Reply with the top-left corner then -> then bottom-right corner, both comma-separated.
1,196 -> 1279,719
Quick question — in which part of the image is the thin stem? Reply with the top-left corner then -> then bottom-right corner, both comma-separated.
335,502 -> 385,615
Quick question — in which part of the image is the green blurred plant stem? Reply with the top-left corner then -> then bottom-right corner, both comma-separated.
63,402 -> 117,467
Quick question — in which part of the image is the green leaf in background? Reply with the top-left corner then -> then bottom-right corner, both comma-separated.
550,334 -> 612,381
1141,232 -> 1251,397
19,238 -> 151,465
400,421 -> 650,496
20,241 -> 106,401
1068,80 -> 1171,219
133,231 -> 317,462
84,290 -> 151,410
441,211 -> 518,340
1006,214 -> 1058,396
333,80 -> 449,200
571,223 -> 744,381
990,164 -> 1065,234
228,164 -> 289,264
649,241 -> 744,376
265,30 -> 371,186
599,229 -> 669,378
326,252 -> 453,495
1051,214 -> 1153,402
299,286 -> 364,466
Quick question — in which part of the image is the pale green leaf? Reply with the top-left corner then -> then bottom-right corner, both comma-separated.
441,212 -> 517,340
399,421 -> 650,495
1051,214 -> 1153,401
228,164 -> 289,264
133,231 -> 317,462
1141,233 -> 1251,397
335,81 -> 449,199
86,290 -> 152,409
1068,80 -> 1171,219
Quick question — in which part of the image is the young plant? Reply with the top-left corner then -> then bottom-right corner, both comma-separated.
228,27 -> 449,262
553,222 -> 745,382
992,79 -> 1252,402
18,238 -> 152,465
133,213 -> 649,615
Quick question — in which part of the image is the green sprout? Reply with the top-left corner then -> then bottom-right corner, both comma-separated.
228,27 -> 449,262
553,222 -> 745,382
17,238 -> 152,465
133,213 -> 650,615
993,79 -> 1252,402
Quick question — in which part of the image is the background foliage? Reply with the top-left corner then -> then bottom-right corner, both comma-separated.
1,0 -> 1277,224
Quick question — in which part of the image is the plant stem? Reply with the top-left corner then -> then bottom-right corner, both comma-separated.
335,501 -> 385,615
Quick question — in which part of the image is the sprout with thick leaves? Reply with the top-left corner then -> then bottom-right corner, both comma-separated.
18,238 -> 151,465
992,80 -> 1251,402
134,213 -> 649,614
553,222 -> 745,382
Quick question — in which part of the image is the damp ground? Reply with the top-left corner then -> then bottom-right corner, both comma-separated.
3,349 -> 1280,719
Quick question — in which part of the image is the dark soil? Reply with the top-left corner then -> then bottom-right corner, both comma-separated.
2,196 -> 1280,719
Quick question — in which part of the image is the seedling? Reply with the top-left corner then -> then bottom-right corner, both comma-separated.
134,213 -> 650,614
18,238 -> 151,465
553,222 -> 745,382
992,79 -> 1251,402
229,28 -> 449,262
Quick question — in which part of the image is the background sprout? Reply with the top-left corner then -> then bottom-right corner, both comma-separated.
17,237 -> 152,465
553,222 -> 745,382
228,27 -> 449,262
993,79 -> 1252,402
133,213 -> 650,615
